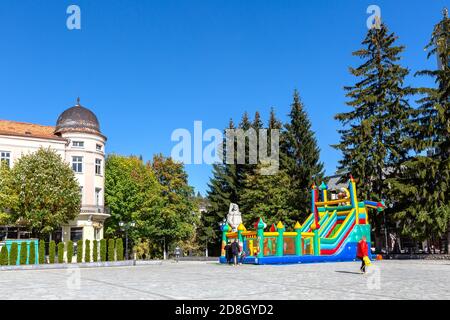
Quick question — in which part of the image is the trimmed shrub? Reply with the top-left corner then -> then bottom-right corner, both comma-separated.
116,238 -> 124,261
57,242 -> 64,264
0,246 -> 9,266
107,239 -> 115,261
19,242 -> 28,265
29,242 -> 36,264
9,243 -> 18,265
93,240 -> 98,262
77,240 -> 83,263
67,241 -> 74,263
100,239 -> 107,262
84,240 -> 91,263
49,241 -> 56,264
38,241 -> 45,264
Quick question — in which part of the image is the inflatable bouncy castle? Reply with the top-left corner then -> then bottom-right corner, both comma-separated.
219,176 -> 385,265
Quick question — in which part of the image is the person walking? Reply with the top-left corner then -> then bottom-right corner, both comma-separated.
356,236 -> 369,274
224,241 -> 232,264
174,246 -> 181,263
231,240 -> 240,266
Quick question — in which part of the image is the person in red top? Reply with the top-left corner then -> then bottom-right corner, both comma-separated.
356,236 -> 369,273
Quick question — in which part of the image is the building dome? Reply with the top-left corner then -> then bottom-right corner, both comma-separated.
55,98 -> 101,135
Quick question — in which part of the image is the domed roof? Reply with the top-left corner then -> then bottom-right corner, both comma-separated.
55,98 -> 101,135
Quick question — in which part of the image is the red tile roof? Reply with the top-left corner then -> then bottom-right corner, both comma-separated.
0,120 -> 66,141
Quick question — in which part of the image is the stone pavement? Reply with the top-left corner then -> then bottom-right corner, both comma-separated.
0,260 -> 449,300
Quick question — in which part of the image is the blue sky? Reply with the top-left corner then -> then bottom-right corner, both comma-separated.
0,0 -> 447,195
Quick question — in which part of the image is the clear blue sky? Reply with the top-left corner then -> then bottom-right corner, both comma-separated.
0,0 -> 447,195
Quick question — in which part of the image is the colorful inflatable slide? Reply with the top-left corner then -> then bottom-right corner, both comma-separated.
219,176 -> 385,265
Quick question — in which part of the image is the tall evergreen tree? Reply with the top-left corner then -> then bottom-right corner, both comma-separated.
388,9 -> 450,242
333,22 -> 414,247
282,90 -> 324,219
201,120 -> 239,254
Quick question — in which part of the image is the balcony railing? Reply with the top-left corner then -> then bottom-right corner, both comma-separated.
80,205 -> 109,214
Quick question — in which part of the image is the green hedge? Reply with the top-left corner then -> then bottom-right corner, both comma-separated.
29,242 -> 36,265
38,241 -> 45,264
49,241 -> 56,264
107,239 -> 115,261
116,238 -> 124,261
67,241 -> 74,263
57,242 -> 64,264
19,242 -> 28,265
77,240 -> 83,263
100,239 -> 106,261
9,243 -> 18,265
85,240 -> 91,263
93,240 -> 98,262
0,246 -> 8,266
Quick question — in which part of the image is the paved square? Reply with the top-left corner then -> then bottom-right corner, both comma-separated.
0,260 -> 449,300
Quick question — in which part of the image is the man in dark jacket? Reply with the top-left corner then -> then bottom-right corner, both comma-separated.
224,242 -> 232,264
231,240 -> 240,266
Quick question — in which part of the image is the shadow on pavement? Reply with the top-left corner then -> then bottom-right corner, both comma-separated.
335,270 -> 362,275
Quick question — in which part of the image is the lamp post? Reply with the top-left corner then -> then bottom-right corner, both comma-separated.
119,221 -> 135,260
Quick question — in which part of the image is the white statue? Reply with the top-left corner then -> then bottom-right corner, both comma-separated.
227,203 -> 242,232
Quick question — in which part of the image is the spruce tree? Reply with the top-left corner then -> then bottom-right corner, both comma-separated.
283,90 -> 324,219
333,22 -> 414,247
388,9 -> 450,242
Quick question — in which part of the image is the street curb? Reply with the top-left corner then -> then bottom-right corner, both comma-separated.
0,260 -> 136,271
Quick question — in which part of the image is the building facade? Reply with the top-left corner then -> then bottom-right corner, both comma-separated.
0,100 -> 109,242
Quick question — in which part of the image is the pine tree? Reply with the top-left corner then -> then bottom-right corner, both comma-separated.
388,9 -> 450,242
241,163 -> 295,227
333,22 -> 414,247
283,90 -> 324,219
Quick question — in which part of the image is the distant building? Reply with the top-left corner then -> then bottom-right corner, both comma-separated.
0,99 -> 109,242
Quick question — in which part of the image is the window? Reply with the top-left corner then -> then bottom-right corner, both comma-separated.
0,151 -> 11,168
96,144 -> 102,152
95,159 -> 102,175
95,188 -> 102,206
70,227 -> 83,242
72,156 -> 83,173
72,141 -> 84,148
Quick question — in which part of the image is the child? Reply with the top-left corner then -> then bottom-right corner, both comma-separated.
356,235 -> 369,273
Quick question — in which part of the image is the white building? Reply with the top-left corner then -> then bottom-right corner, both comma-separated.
0,99 -> 109,242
